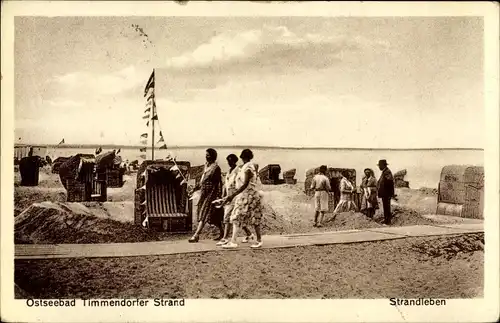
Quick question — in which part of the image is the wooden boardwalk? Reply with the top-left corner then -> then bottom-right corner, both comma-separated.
15,222 -> 483,260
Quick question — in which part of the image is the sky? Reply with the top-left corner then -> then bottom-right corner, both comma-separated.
15,16 -> 484,148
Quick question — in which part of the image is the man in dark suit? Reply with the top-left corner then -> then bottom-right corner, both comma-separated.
377,159 -> 396,225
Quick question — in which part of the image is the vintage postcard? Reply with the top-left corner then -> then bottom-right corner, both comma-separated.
1,1 -> 499,322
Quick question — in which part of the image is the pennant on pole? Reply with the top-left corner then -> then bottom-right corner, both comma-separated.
146,91 -> 155,101
159,144 -> 167,150
142,114 -> 150,120
58,138 -> 65,145
140,133 -> 148,139
144,70 -> 155,97
140,147 -> 146,152
157,137 -> 164,144
151,114 -> 158,121
144,107 -> 151,114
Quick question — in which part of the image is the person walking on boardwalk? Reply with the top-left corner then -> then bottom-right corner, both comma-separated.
332,170 -> 358,215
216,154 -> 253,246
221,149 -> 264,249
377,159 -> 395,225
360,168 -> 379,219
188,148 -> 224,243
310,165 -> 331,227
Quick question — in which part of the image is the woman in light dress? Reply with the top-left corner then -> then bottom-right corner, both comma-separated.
221,149 -> 263,249
360,168 -> 379,219
333,170 -> 358,215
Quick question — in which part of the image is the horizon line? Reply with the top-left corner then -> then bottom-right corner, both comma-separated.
14,143 -> 484,151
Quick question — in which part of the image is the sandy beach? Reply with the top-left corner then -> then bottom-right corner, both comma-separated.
13,165 -> 484,299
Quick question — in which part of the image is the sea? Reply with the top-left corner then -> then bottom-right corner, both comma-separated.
42,147 -> 483,189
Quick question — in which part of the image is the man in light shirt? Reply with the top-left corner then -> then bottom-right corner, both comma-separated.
310,165 -> 332,227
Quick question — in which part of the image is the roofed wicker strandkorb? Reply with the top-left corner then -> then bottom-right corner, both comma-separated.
436,165 -> 484,219
259,164 -> 283,185
134,160 -> 192,232
283,168 -> 297,184
59,154 -> 107,202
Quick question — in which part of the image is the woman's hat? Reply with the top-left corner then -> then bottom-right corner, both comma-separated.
377,159 -> 388,166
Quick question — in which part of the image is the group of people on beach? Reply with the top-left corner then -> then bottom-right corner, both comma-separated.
187,147 -> 397,248
311,159 -> 396,227
188,148 -> 263,249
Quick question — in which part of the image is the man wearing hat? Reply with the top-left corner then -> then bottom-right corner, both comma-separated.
377,159 -> 395,225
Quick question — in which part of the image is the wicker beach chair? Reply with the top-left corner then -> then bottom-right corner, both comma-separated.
436,165 -> 484,219
134,160 -> 192,232
259,164 -> 283,185
61,154 -> 107,202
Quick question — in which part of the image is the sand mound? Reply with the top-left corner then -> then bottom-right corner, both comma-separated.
411,233 -> 484,260
15,187 -> 66,217
15,201 -> 159,244
260,184 -> 438,233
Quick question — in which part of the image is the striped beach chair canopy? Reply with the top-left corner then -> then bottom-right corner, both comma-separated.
140,161 -> 191,219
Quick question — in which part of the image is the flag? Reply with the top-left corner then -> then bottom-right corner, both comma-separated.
157,137 -> 164,144
151,114 -> 158,121
140,133 -> 148,138
140,147 -> 146,152
144,107 -> 151,114
58,138 -> 65,145
159,144 -> 167,150
144,70 -> 155,97
146,121 -> 149,127
146,91 -> 155,101
142,114 -> 150,120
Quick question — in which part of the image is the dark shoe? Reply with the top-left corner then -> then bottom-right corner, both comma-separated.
188,236 -> 199,243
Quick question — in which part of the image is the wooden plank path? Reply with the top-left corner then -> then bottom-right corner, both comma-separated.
14,222 -> 483,260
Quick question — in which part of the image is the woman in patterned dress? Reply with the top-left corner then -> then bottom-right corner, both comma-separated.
360,168 -> 379,219
188,148 -> 224,243
221,149 -> 263,249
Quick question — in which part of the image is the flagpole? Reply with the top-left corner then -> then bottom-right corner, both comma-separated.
151,69 -> 155,161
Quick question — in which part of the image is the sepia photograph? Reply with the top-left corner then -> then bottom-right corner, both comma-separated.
1,1 -> 499,323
